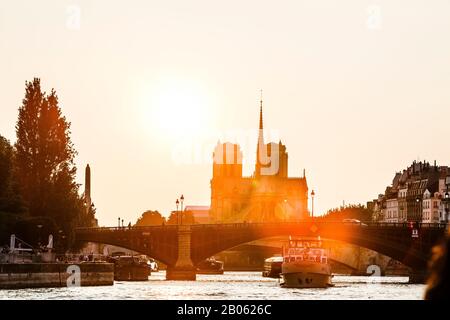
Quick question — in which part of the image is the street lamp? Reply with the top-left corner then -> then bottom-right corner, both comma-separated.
57,230 -> 64,252
176,198 -> 180,225
311,190 -> 315,219
118,217 -> 120,228
36,224 -> 43,248
180,194 -> 185,225
444,191 -> 449,223
416,197 -> 420,223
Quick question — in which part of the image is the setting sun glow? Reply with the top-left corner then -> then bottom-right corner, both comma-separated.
143,78 -> 213,139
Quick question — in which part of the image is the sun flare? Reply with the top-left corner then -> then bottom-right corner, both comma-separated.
142,78 -> 214,140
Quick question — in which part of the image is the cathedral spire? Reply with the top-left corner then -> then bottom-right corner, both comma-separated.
258,89 -> 264,145
259,89 -> 263,130
255,90 -> 265,177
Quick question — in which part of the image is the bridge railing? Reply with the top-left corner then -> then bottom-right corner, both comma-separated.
189,221 -> 448,228
75,225 -> 178,232
365,222 -> 447,229
75,221 -> 448,232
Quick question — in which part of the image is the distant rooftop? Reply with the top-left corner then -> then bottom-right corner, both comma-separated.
184,205 -> 210,211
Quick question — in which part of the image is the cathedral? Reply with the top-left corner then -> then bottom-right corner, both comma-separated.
209,99 -> 309,223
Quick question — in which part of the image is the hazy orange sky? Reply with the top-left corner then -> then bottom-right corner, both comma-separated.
1,1 -> 450,226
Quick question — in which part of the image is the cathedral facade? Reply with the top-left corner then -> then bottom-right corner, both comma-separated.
209,101 -> 309,223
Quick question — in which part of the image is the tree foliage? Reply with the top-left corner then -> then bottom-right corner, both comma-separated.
318,204 -> 372,222
0,135 -> 13,198
8,78 -> 95,250
0,135 -> 25,243
15,79 -> 77,217
135,210 -> 165,226
166,211 -> 196,225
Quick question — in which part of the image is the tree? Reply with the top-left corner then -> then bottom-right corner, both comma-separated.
15,79 -> 77,217
14,78 -> 94,249
318,204 -> 372,222
0,135 -> 13,198
80,203 -> 98,228
12,216 -> 58,248
166,211 -> 196,225
0,135 -> 25,243
135,210 -> 165,226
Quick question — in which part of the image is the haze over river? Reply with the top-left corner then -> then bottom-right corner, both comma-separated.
0,272 -> 424,300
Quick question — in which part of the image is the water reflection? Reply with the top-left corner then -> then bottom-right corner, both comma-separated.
0,272 -> 425,300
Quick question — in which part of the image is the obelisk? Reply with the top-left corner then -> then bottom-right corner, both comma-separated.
85,164 -> 91,209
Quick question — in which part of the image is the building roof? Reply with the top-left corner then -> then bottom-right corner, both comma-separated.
184,205 -> 210,212
392,172 -> 401,189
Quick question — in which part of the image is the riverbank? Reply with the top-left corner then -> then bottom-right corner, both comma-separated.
0,263 -> 114,289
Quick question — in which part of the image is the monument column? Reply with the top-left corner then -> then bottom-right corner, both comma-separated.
85,164 -> 91,210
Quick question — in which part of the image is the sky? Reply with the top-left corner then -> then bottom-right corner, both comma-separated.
1,0 -> 450,226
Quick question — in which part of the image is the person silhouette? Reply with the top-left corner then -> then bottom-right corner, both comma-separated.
424,230 -> 450,300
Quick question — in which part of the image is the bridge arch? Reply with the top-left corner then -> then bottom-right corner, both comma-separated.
228,240 -> 366,272
190,223 -> 439,270
220,242 -> 360,272
75,226 -> 179,266
75,222 -> 445,275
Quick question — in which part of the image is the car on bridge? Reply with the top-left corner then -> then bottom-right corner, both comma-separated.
342,219 -> 368,227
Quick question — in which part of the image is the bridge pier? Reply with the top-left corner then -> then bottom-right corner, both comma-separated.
166,225 -> 196,281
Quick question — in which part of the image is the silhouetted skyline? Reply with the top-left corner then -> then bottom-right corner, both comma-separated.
1,1 -> 450,226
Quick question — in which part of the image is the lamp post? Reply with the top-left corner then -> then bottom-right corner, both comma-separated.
58,230 -> 63,252
311,190 -> 315,219
176,198 -> 180,225
416,197 -> 420,223
37,224 -> 43,248
180,194 -> 184,225
118,217 -> 120,228
444,190 -> 449,223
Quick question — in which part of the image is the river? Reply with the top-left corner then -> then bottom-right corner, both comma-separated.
0,272 -> 425,300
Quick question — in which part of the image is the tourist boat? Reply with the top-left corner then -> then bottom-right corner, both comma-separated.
262,256 -> 283,278
280,238 -> 333,288
108,255 -> 150,281
196,257 -> 224,274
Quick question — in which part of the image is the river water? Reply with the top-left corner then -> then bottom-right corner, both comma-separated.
0,272 -> 425,300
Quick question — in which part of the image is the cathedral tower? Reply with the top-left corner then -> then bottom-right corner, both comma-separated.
209,93 -> 309,223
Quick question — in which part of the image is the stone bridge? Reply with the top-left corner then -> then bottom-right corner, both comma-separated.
75,221 -> 447,282
232,239 -> 392,274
